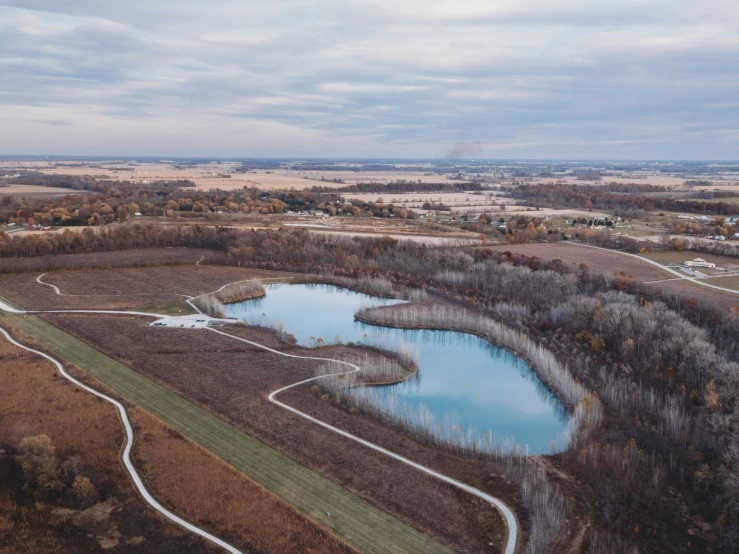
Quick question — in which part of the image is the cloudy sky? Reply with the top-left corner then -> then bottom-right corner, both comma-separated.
1,1 -> 738,159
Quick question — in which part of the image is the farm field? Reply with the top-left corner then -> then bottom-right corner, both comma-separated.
0,312 -> 454,554
641,250 -> 739,271
2,161 -> 468,190
487,242 -> 668,281
486,242 -> 739,306
0,246 -> 217,274
0,326 -> 354,553
0,183 -> 82,197
0,265 -> 296,311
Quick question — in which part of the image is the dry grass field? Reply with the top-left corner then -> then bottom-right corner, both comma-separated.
0,325 -> 358,554
488,243 -> 668,281
488,242 -> 739,307
0,328 -> 215,553
0,265 -> 296,311
42,313 -> 512,553
0,247 -> 216,274
642,250 -> 739,271
0,184 -> 82,197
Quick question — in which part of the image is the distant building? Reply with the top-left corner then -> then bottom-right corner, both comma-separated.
685,258 -> 716,269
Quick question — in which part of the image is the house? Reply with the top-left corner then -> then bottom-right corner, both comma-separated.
685,258 -> 716,269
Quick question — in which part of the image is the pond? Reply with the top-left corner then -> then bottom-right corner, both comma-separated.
224,283 -> 570,453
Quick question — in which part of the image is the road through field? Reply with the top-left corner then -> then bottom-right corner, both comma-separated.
563,242 -> 739,297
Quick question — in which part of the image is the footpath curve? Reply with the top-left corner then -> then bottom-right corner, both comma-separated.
1,275 -> 520,554
207,327 -> 519,554
0,325 -> 244,554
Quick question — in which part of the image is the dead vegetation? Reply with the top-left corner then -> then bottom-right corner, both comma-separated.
0,324 -> 357,554
0,247 -> 217,274
0,265 -> 293,311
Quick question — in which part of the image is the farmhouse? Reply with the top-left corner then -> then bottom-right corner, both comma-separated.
684,258 -> 716,269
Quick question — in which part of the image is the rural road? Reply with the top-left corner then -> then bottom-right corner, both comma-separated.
0,276 -> 520,554
564,242 -> 739,297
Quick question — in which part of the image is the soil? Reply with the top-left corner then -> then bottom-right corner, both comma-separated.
0,247 -> 217,274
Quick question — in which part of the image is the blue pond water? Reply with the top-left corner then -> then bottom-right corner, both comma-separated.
224,283 -> 569,453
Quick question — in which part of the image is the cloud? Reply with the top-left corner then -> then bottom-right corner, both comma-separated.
0,1 -> 738,158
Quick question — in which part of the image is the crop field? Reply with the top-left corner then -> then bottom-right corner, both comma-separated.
0,312 -> 456,554
0,183 -> 83,197
39,313 -> 511,553
3,161 -> 467,190
642,250 -> 739,271
488,243 -> 668,281
0,246 -> 217,274
0,265 -> 297,311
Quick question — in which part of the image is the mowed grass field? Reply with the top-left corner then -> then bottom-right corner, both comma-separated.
0,311 -> 450,554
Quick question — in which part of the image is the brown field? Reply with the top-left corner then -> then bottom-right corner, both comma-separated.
0,328 -> 214,553
0,184 -> 83,197
0,247 -> 218,274
642,250 -> 739,271
43,313 -> 515,553
488,243 -> 668,281
0,325 -> 356,554
0,265 -> 297,311
2,161 -> 466,191
488,242 -> 739,307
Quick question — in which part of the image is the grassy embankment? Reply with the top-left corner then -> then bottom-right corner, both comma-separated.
0,306 -> 451,554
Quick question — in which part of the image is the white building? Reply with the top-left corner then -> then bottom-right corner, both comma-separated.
685,258 -> 716,269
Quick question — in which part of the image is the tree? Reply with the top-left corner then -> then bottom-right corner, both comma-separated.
16,434 -> 63,499
72,476 -> 97,506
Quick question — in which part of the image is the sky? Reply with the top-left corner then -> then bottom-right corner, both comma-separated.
1,1 -> 738,159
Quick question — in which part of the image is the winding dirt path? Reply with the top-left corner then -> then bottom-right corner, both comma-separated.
0,325 -> 244,554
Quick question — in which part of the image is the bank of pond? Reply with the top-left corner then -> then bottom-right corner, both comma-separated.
224,283 -> 570,454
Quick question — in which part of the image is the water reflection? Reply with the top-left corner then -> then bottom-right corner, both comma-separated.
224,283 -> 570,453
